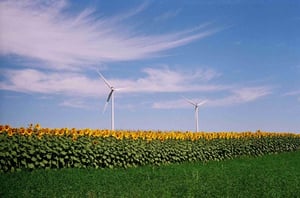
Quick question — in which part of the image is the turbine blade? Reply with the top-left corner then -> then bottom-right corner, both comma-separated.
102,102 -> 108,114
114,87 -> 128,91
182,96 -> 197,106
197,100 -> 207,106
106,90 -> 114,102
97,70 -> 112,88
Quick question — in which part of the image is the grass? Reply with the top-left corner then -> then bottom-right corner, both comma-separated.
1,151 -> 300,198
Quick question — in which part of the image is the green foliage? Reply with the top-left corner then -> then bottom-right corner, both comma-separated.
1,151 -> 300,197
0,132 -> 300,172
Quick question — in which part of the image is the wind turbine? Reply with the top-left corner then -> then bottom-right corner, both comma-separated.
184,97 -> 207,132
97,71 -> 120,130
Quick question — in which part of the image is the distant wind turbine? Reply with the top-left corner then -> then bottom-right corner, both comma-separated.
184,97 -> 207,132
97,71 -> 122,130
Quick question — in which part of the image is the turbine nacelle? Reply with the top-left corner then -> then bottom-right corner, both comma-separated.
97,70 -> 120,102
183,96 -> 206,108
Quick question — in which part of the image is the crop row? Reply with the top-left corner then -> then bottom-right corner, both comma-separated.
1,125 -> 300,172
1,124 -> 299,141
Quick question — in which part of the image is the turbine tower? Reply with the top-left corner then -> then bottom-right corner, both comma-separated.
184,97 -> 207,132
97,71 -> 120,130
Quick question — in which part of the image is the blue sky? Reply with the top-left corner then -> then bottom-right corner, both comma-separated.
0,0 -> 299,132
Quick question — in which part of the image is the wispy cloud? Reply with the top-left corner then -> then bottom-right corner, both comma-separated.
0,67 -> 225,97
152,99 -> 190,109
114,67 -> 226,93
0,66 -> 272,109
284,90 -> 300,96
284,89 -> 300,102
208,87 -> 271,107
154,9 -> 181,22
153,86 -> 271,109
0,0 -> 218,71
0,69 -> 104,97
59,99 -> 90,109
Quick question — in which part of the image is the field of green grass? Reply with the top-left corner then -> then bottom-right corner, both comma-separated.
1,151 -> 300,198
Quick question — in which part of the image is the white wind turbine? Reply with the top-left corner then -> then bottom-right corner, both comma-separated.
184,97 -> 207,132
97,71 -> 121,130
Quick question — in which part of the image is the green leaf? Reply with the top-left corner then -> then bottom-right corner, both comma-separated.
46,154 -> 52,159
37,154 -> 42,160
0,159 -> 6,165
21,160 -> 26,165
28,163 -> 35,169
11,150 -> 17,156
22,153 -> 30,159
29,150 -> 35,155
51,161 -> 57,165
59,158 -> 65,166
74,163 -> 81,168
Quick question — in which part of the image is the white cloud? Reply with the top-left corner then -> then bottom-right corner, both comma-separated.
154,9 -> 181,22
208,87 -> 271,107
0,67 -> 225,97
125,67 -> 225,93
59,99 -> 90,109
152,86 -> 271,109
0,69 -> 104,97
284,90 -> 300,96
284,89 -> 300,103
0,67 -> 272,109
152,99 -> 191,109
0,0 -> 218,71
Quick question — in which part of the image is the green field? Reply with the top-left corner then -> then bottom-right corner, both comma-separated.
1,150 -> 300,198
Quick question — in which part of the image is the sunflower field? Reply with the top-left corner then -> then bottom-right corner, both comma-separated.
1,124 -> 300,172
